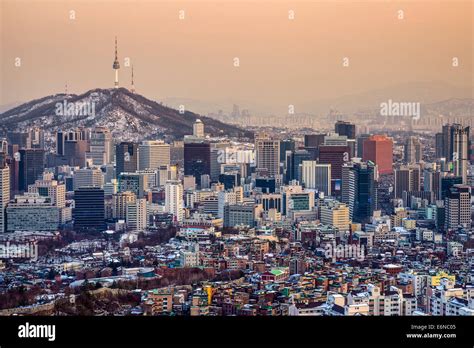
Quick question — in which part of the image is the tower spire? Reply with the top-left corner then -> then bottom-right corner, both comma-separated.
112,36 -> 120,88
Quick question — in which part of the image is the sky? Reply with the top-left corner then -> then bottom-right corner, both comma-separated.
1,0 -> 472,114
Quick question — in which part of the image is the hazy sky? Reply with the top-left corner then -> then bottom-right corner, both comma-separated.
1,0 -> 472,113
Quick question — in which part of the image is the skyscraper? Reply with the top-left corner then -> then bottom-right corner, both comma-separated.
342,161 -> 378,224
301,161 -> 331,196
405,136 -> 422,164
193,119 -> 205,138
362,135 -> 393,175
451,124 -> 469,184
18,149 -> 45,191
286,149 -> 313,183
116,142 -> 139,178
87,127 -> 113,166
318,145 -> 350,181
255,133 -> 280,178
138,140 -> 170,171
126,198 -> 147,231
0,163 -> 10,233
165,180 -> 183,222
444,185 -> 470,230
74,187 -> 105,232
394,165 -> 421,199
184,141 -> 211,183
335,121 -> 356,139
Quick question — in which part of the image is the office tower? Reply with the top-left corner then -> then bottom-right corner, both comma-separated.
210,142 -> 228,182
362,135 -> 393,175
116,142 -> 139,178
435,133 -> 444,158
74,168 -> 104,190
320,199 -> 350,231
18,149 -> 45,191
138,140 -> 170,170
394,165 -> 421,199
126,198 -> 147,231
218,191 -> 239,218
218,172 -> 241,190
405,136 -> 422,163
7,132 -> 30,149
255,133 -> 280,178
29,128 -> 45,149
165,180 -> 183,222
301,161 -> 331,196
7,144 -> 20,195
357,134 -> 370,158
304,134 -> 325,148
286,149 -> 313,183
223,203 -> 256,228
318,145 -> 350,181
255,177 -> 276,194
423,168 -> 442,199
56,130 -> 66,156
118,173 -> 148,198
193,119 -> 205,138
445,185 -> 471,230
63,130 -> 90,167
451,124 -> 469,184
280,139 -> 295,162
0,164 -> 10,233
113,191 -> 136,220
0,139 -> 7,167
440,176 -> 463,200
184,141 -> 211,183
28,178 -> 66,208
87,127 -> 113,166
335,121 -> 356,139
74,187 -> 105,231
324,133 -> 348,146
442,124 -> 452,159
343,161 -> 378,223
6,193 -> 60,232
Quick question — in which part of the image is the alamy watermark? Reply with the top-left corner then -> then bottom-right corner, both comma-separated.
55,100 -> 95,117
380,99 -> 420,120
0,242 -> 38,261
324,242 -> 365,262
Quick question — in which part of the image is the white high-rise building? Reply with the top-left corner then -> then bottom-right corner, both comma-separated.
87,127 -> 113,166
74,168 -> 104,190
126,198 -> 147,231
193,119 -> 205,138
0,165 -> 10,233
165,180 -> 183,221
302,161 -> 331,196
255,133 -> 280,178
138,140 -> 170,170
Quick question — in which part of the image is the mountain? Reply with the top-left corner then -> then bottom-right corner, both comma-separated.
0,88 -> 253,141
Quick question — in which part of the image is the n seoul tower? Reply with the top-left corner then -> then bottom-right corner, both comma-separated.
112,36 -> 120,88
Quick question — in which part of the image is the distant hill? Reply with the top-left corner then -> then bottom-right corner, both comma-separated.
0,88 -> 253,141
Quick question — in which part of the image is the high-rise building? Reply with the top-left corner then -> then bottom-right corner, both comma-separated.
118,172 -> 148,198
113,191 -> 136,220
405,136 -> 422,164
342,161 -> 378,224
286,149 -> 313,183
451,124 -> 469,184
74,168 -> 104,190
335,121 -> 356,139
255,133 -> 280,178
184,141 -> 211,183
193,119 -> 205,138
318,145 -> 350,181
165,180 -> 183,222
304,134 -> 325,148
0,164 -> 10,233
445,185 -> 470,230
435,133 -> 444,158
394,165 -> 421,199
362,135 -> 393,175
320,199 -> 350,231
116,142 -> 139,178
87,127 -> 113,166
138,140 -> 170,171
357,134 -> 371,158
74,187 -> 105,231
126,198 -> 147,231
18,149 -> 45,191
280,139 -> 295,163
301,161 -> 331,196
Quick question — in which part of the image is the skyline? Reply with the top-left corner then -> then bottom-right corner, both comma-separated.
1,0 -> 472,115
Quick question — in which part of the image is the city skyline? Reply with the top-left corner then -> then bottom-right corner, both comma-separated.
1,0 -> 472,115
